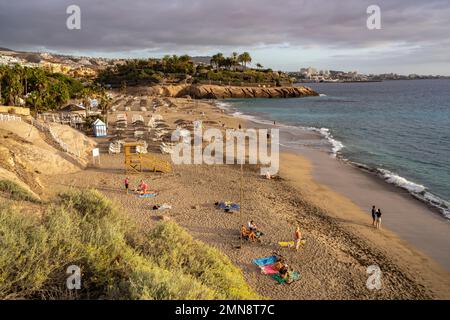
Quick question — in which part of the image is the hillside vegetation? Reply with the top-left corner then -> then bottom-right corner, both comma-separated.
0,64 -> 108,112
97,52 -> 293,87
0,188 -> 259,300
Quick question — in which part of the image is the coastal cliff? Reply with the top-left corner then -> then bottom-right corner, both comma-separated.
156,84 -> 318,99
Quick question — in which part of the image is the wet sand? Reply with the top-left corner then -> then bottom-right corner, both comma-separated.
293,147 -> 450,273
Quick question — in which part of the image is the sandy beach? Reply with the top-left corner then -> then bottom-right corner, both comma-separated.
246,118 -> 450,273
32,96 -> 450,299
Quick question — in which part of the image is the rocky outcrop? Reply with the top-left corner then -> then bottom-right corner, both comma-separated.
155,84 -> 318,99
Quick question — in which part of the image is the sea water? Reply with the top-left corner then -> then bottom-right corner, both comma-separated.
219,79 -> 450,219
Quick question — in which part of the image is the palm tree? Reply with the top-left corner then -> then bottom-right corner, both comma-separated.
210,53 -> 224,70
256,63 -> 263,70
238,52 -> 252,69
27,90 -> 43,115
231,52 -> 239,70
0,65 -> 7,105
6,65 -> 24,105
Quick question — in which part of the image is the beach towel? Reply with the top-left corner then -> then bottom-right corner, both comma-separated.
259,264 -> 279,275
278,241 -> 294,247
252,255 -> 277,267
278,240 -> 306,247
152,203 -> 172,210
216,201 -> 240,212
138,192 -> 157,198
271,271 -> 300,285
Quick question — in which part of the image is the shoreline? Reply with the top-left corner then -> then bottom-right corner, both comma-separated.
215,100 -> 450,220
281,148 -> 450,272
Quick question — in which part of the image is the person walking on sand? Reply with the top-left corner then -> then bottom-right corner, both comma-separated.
124,177 -> 130,194
375,209 -> 382,229
294,226 -> 302,251
371,205 -> 377,226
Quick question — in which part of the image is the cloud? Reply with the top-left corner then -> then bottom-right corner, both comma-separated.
0,0 -> 449,73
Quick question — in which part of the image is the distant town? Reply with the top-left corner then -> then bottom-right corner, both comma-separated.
289,67 -> 450,83
1,48 -> 448,84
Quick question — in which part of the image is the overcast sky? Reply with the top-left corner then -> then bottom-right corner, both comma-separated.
1,0 -> 449,74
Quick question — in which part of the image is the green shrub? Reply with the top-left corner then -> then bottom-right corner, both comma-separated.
0,189 -> 260,300
0,180 -> 40,203
141,221 -> 260,300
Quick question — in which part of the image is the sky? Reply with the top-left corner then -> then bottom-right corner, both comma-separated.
0,0 -> 449,75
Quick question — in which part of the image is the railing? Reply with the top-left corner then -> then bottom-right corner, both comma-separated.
0,114 -> 22,122
31,118 -> 81,158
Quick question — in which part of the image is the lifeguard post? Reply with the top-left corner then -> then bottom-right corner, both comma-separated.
124,142 -> 172,174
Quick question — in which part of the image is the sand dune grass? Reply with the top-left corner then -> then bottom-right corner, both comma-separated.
0,180 -> 40,203
0,189 -> 259,300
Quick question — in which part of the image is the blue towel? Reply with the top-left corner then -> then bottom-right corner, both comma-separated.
216,202 -> 240,211
217,202 -> 228,209
138,193 -> 157,198
229,203 -> 240,210
252,255 -> 277,267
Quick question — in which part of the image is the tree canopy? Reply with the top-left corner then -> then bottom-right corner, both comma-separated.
0,64 -> 100,112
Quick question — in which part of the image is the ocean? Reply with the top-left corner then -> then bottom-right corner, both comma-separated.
218,79 -> 450,219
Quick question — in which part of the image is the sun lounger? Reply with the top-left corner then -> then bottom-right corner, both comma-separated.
252,256 -> 278,267
160,144 -> 174,154
132,114 -> 144,124
108,142 -> 121,154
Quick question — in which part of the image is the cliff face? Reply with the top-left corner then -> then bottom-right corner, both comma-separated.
157,84 -> 318,99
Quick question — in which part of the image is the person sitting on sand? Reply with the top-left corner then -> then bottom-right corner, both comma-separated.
375,209 -> 382,229
138,180 -> 148,195
248,220 -> 257,232
294,226 -> 302,251
273,258 -> 285,271
241,225 -> 253,241
279,263 -> 290,279
248,220 -> 264,238
371,205 -> 376,226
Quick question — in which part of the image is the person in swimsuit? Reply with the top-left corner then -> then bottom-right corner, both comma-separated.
294,226 -> 302,251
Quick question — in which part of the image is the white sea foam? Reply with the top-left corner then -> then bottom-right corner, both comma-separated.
306,127 -> 344,156
220,100 -> 345,156
378,169 -> 426,193
215,101 -> 233,110
319,93 -> 327,97
377,168 -> 450,219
